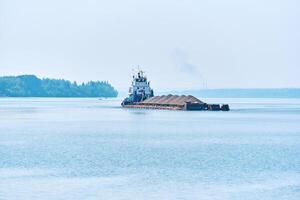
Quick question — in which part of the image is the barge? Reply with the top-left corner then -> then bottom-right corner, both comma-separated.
121,70 -> 229,111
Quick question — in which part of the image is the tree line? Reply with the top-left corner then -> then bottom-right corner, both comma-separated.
0,75 -> 118,97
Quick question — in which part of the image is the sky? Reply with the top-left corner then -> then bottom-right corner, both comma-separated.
0,0 -> 299,91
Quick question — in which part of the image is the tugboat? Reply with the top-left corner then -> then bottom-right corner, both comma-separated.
121,70 -> 154,105
122,70 -> 229,111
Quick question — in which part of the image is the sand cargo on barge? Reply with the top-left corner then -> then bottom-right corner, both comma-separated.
121,70 -> 229,111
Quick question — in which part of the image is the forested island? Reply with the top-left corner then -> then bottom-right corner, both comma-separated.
0,75 -> 118,97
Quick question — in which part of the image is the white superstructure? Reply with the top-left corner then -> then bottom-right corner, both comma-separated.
122,70 -> 154,104
129,70 -> 153,98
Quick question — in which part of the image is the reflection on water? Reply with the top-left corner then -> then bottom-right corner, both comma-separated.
0,98 -> 300,200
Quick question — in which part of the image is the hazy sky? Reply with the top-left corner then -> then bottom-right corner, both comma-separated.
0,0 -> 299,91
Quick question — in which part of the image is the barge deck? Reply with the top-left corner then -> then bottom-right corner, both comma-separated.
122,94 -> 230,111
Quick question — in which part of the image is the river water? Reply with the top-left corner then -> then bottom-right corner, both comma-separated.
0,98 -> 300,200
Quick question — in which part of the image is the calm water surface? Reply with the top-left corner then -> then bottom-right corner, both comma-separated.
0,98 -> 300,200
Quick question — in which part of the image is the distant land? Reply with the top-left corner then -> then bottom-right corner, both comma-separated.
0,75 -> 118,97
162,89 -> 300,98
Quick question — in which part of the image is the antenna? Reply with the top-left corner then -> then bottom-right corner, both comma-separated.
132,68 -> 135,78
